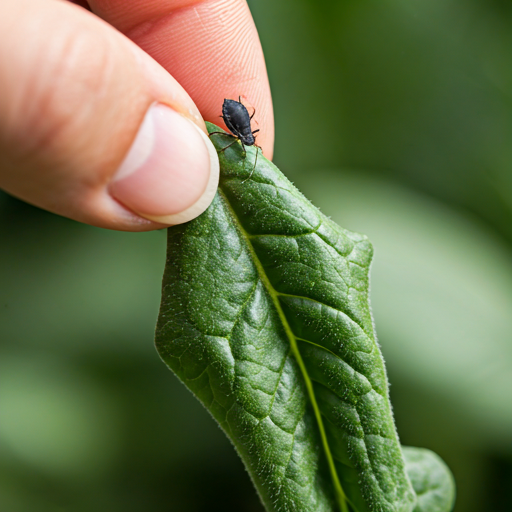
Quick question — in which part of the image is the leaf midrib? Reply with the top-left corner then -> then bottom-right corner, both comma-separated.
219,189 -> 350,512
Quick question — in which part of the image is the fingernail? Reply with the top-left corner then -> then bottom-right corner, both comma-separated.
110,103 -> 219,225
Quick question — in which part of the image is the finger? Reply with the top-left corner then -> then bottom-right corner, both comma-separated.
88,0 -> 274,158
0,0 -> 219,231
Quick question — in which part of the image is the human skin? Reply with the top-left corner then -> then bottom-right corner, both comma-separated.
0,0 -> 274,230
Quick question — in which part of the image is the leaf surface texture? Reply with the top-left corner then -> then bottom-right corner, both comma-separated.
156,123 -> 454,512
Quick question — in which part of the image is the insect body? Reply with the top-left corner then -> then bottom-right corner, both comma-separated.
221,98 -> 259,146
209,97 -> 261,181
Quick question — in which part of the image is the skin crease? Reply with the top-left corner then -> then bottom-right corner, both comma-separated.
0,0 -> 273,231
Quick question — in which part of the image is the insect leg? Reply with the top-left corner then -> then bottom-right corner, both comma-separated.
241,146 -> 259,184
252,129 -> 260,135
208,131 -> 232,137
249,108 -> 256,120
208,131 -> 241,153
239,142 -> 247,172
218,138 -> 240,153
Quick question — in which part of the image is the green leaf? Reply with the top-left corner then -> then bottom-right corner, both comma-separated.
155,123 -> 454,512
301,170 -> 512,447
403,447 -> 456,512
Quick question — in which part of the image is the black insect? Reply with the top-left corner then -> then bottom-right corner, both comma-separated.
209,97 -> 261,180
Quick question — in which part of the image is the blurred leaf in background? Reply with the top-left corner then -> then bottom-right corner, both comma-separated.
1,0 -> 511,511
256,0 -> 512,240
301,170 -> 512,512
0,198 -> 264,512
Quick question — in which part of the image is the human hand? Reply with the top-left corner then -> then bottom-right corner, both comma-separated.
0,0 -> 273,230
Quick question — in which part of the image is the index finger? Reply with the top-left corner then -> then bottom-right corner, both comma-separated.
87,0 -> 274,158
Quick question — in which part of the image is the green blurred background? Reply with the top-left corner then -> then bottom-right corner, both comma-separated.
1,0 -> 511,510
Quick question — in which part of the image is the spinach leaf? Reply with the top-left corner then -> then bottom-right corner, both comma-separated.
403,447 -> 456,512
155,123 -> 455,512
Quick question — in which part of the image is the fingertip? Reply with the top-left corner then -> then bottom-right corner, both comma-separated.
90,0 -> 275,158
0,0 -> 215,231
140,123 -> 220,225
109,104 -> 219,224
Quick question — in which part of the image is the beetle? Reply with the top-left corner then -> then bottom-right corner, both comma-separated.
209,97 -> 261,180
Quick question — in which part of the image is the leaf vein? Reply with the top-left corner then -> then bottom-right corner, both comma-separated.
219,189 -> 350,512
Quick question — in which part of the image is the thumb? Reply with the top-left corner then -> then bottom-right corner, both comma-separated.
0,0 -> 219,230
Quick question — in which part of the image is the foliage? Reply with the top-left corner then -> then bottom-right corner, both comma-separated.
155,124 -> 455,512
